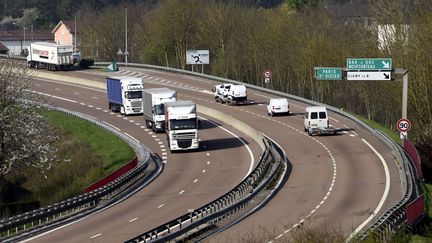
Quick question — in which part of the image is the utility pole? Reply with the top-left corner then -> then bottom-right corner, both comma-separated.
74,12 -> 77,53
124,7 -> 128,65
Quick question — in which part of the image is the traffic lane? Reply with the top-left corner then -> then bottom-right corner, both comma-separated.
52,69 -> 401,237
28,82 -> 256,242
75,68 -> 403,216
31,76 -> 263,164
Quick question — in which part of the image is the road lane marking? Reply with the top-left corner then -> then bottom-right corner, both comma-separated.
90,233 -> 102,239
158,204 -> 165,208
28,90 -> 78,103
102,121 -> 121,131
179,190 -> 185,195
204,118 -> 255,180
193,179 -> 198,183
128,218 -> 138,223
347,139 -> 390,241
124,133 -> 140,143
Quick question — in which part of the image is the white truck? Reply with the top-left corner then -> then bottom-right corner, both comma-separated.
164,100 -> 199,151
304,106 -> 337,136
27,42 -> 74,71
143,88 -> 177,133
106,76 -> 144,115
213,83 -> 248,105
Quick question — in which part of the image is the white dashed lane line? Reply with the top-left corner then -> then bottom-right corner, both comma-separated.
179,190 -> 185,195
128,218 -> 138,223
90,233 -> 102,239
158,204 -> 165,208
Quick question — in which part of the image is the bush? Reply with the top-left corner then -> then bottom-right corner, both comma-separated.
79,58 -> 95,68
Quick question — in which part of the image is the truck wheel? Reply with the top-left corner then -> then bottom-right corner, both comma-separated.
271,112 -> 274,117
145,120 -> 152,128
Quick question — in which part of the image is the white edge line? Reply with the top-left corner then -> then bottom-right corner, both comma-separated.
347,139 -> 390,241
203,117 -> 255,179
124,133 -> 140,143
102,121 -> 121,131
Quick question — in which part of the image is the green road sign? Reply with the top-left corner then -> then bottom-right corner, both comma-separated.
346,58 -> 392,70
316,67 -> 342,80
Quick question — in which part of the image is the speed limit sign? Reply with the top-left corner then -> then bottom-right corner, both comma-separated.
396,118 -> 411,132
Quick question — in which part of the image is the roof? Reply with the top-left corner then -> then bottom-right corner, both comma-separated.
0,41 -> 9,51
52,20 -> 80,34
0,29 -> 53,41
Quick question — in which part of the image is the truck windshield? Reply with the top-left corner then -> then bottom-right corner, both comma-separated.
169,118 -> 197,130
125,91 -> 142,99
154,104 -> 164,115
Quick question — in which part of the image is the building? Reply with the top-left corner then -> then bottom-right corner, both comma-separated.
0,29 -> 53,56
52,20 -> 80,52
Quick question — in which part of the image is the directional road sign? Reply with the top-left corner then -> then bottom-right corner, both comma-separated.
316,67 -> 342,80
347,71 -> 391,81
397,118 -> 411,132
347,58 -> 392,70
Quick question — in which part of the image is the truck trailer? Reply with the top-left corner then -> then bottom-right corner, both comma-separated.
106,76 -> 144,115
164,100 -> 199,151
143,88 -> 177,132
27,42 -> 74,71
213,83 -> 248,105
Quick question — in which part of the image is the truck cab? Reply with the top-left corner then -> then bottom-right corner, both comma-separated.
106,76 -> 144,115
164,100 -> 199,151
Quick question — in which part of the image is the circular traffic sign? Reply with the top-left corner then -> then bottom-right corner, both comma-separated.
263,70 -> 272,78
396,118 -> 411,132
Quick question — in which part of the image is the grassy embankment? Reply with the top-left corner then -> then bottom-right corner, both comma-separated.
20,109 -> 134,206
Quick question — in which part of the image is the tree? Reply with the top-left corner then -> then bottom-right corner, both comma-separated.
0,59 -> 57,176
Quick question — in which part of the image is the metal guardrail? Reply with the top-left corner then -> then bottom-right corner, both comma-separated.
0,55 -> 418,240
125,135 -> 288,242
0,105 -> 160,242
96,62 -> 418,241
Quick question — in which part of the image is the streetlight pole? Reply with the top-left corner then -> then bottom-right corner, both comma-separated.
124,7 -> 128,65
31,16 -> 38,42
13,22 -> 26,54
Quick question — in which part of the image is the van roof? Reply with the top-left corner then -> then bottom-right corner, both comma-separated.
305,106 -> 327,112
270,98 -> 288,102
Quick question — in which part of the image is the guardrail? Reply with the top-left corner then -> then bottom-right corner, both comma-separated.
95,62 -> 419,241
126,135 -> 288,242
0,55 -> 420,240
0,105 -> 160,242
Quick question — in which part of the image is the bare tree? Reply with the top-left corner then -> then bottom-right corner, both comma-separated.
0,59 -> 57,176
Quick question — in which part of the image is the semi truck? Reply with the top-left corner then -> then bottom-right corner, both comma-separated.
106,76 -> 144,115
213,83 -> 248,105
164,100 -> 199,151
27,42 -> 74,71
143,88 -> 177,133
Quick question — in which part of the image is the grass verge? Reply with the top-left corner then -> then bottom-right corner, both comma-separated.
41,109 -> 134,173
350,113 -> 401,145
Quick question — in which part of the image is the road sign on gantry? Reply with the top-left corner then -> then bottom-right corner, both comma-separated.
346,71 -> 391,81
347,58 -> 392,70
316,67 -> 342,80
397,118 -> 411,132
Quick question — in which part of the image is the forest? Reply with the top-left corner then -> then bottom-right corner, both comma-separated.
1,0 -> 432,180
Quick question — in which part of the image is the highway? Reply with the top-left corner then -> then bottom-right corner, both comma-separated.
24,67 -> 404,242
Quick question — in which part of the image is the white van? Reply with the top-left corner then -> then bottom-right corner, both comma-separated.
267,98 -> 289,116
304,106 -> 331,135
